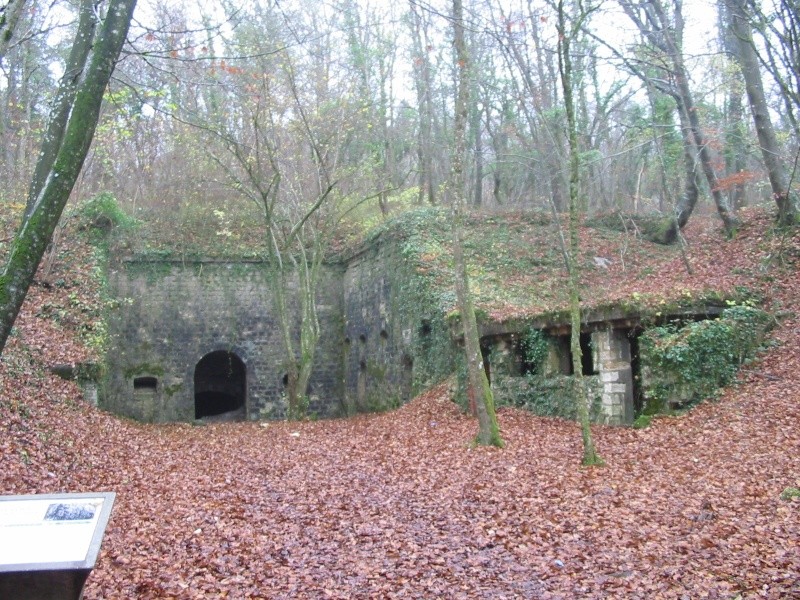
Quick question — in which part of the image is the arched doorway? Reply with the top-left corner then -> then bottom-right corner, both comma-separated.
194,351 -> 246,420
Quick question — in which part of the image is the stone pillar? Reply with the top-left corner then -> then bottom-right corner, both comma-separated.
592,329 -> 634,425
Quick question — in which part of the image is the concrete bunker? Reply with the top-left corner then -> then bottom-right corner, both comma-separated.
481,327 -> 638,425
194,351 -> 246,420
477,304 -> 762,425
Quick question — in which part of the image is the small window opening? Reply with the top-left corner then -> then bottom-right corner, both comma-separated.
565,333 -> 597,375
380,329 -> 389,341
357,359 -> 367,408
401,354 -> 414,402
359,334 -> 367,344
420,320 -> 432,337
134,376 -> 158,390
629,328 -> 644,415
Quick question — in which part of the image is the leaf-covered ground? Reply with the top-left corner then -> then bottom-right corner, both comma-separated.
365,207 -> 780,322
1,207 -> 799,598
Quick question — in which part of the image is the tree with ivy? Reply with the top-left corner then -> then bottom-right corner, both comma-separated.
0,0 -> 138,356
555,0 -> 603,466
451,0 -> 503,448
0,0 -> 28,62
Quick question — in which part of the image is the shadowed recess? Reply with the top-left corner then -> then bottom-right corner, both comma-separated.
194,351 -> 246,420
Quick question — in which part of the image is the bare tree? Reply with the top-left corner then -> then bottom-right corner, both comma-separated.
492,0 -> 568,211
25,0 -> 99,218
203,5 -> 351,418
617,0 -> 739,238
744,0 -> 800,140
555,0 -> 603,466
724,0 -> 799,225
0,0 -> 28,61
409,1 -> 437,205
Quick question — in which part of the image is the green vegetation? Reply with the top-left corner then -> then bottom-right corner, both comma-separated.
493,327 -> 602,420
73,192 -> 138,238
71,193 -> 138,361
587,212 -> 680,245
123,363 -> 166,379
373,209 -> 459,394
520,326 -> 549,375
494,375 -> 603,421
639,305 -> 772,413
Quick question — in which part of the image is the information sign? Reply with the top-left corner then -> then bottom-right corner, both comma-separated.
0,492 -> 115,600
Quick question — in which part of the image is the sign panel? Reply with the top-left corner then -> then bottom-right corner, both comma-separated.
0,493 -> 115,572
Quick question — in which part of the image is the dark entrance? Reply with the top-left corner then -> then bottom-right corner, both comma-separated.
194,351 -> 246,420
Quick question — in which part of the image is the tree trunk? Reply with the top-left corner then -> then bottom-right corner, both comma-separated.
557,0 -> 603,466
619,0 -> 739,236
472,98 -> 483,207
0,0 -> 138,356
266,236 -> 305,419
452,0 -> 502,448
293,239 -> 323,419
0,0 -> 28,62
653,0 -> 739,234
410,2 -> 436,205
658,93 -> 702,244
743,0 -> 800,141
25,0 -> 100,218
719,2 -> 748,211
725,0 -> 799,226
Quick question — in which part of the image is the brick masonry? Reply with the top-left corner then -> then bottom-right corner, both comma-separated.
592,328 -> 635,425
104,261 -> 345,422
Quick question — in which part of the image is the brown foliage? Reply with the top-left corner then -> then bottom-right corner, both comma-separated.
1,207 -> 799,598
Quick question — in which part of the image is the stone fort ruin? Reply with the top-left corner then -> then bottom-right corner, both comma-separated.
101,223 -> 739,426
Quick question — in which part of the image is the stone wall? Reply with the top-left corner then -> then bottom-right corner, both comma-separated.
341,237 -> 455,412
484,327 -> 635,425
103,260 -> 344,422
102,224 -> 459,423
101,240 -> 673,426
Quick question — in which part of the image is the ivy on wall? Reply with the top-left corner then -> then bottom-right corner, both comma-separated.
639,304 -> 772,413
374,209 -> 460,396
493,375 -> 603,421
488,327 -> 600,420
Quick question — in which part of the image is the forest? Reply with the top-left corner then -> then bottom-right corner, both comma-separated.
2,0 -> 798,228
0,0 -> 799,597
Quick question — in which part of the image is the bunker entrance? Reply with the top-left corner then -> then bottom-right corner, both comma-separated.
194,351 -> 246,420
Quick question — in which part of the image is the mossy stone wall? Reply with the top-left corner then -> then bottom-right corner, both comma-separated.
103,260 -> 345,422
342,234 -> 457,413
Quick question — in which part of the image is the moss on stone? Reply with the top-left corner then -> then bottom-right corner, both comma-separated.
124,363 -> 165,379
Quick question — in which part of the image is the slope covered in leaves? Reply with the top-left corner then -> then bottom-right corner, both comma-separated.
362,207 -> 771,323
1,206 -> 798,598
